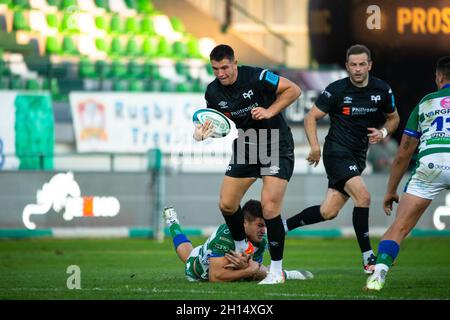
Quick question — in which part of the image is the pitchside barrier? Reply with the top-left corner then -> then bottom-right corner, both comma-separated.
0,168 -> 449,239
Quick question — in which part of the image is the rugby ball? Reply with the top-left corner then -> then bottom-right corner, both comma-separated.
192,108 -> 231,138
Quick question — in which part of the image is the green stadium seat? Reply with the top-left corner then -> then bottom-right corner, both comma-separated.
0,77 -> 8,89
13,10 -> 30,31
60,0 -> 77,9
110,37 -> 123,56
159,78 -> 172,92
140,15 -> 155,35
170,16 -> 185,33
47,0 -> 61,8
12,0 -> 29,9
43,78 -> 60,96
127,60 -> 142,78
128,79 -> 144,92
124,0 -> 136,10
10,76 -> 23,89
95,38 -> 110,54
175,82 -> 190,93
45,36 -> 61,55
60,12 -> 79,33
143,61 -> 160,80
136,0 -> 154,14
141,37 -> 158,57
157,38 -> 172,57
175,61 -> 190,79
0,0 -> 12,8
112,79 -> 127,91
110,14 -> 123,34
145,79 -> 159,91
95,60 -> 110,78
25,78 -> 41,90
95,16 -> 108,32
110,59 -> 127,78
95,0 -> 109,11
172,41 -> 187,58
62,36 -> 78,55
206,63 -> 213,76
192,79 -> 204,92
125,16 -> 139,34
46,13 -> 58,29
79,58 -> 96,78
126,37 -> 140,56
187,37 -> 202,58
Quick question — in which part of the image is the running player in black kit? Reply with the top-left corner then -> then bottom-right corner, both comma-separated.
193,44 -> 301,284
285,45 -> 400,274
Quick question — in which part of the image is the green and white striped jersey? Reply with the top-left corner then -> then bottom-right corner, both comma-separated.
404,85 -> 450,160
190,224 -> 267,281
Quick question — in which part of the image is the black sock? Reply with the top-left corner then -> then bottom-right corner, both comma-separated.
223,206 -> 246,241
286,205 -> 324,231
264,215 -> 285,261
352,207 -> 371,253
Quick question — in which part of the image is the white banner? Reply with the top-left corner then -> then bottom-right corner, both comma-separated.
0,91 -> 19,170
69,92 -> 237,154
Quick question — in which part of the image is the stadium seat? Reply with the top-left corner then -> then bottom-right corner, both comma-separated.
46,13 -> 58,30
47,0 -> 61,7
109,14 -> 123,34
0,77 -> 9,88
175,82 -> 190,92
60,0 -> 77,10
95,37 -> 109,54
13,10 -> 30,31
170,16 -> 185,33
60,12 -> 79,33
127,60 -> 142,78
110,37 -> 123,56
136,0 -> 154,14
126,37 -> 140,56
43,77 -> 60,96
45,36 -> 61,55
125,16 -> 139,34
156,37 -> 172,57
141,36 -> 158,57
10,75 -> 23,89
62,36 -> 78,55
0,0 -> 12,9
186,37 -> 202,58
109,0 -> 135,16
95,15 -> 108,33
12,0 -> 29,9
159,78 -> 173,92
140,15 -> 156,35
78,58 -> 96,78
110,59 -> 127,78
25,78 -> 41,90
172,41 -> 187,58
95,60 -> 110,78
30,0 -> 58,13
112,79 -> 127,91
128,79 -> 144,92
94,0 -> 109,11
143,61 -> 160,80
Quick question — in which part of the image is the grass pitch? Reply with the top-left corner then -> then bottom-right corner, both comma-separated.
0,237 -> 449,300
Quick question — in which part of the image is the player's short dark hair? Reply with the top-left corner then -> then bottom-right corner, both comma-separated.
346,44 -> 371,62
209,44 -> 235,62
436,56 -> 450,81
242,199 -> 263,221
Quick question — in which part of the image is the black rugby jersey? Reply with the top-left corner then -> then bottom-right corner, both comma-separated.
315,75 -> 396,155
205,65 -> 290,135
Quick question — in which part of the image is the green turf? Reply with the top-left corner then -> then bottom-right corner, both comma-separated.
0,237 -> 449,300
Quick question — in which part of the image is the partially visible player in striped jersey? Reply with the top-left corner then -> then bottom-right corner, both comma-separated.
163,199 -> 313,282
366,56 -> 450,291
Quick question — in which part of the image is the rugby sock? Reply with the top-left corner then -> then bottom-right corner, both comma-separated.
169,223 -> 191,250
352,207 -> 372,253
265,215 -> 285,262
286,205 -> 324,230
169,223 -> 183,238
363,250 -> 375,264
223,206 -> 246,249
376,240 -> 400,268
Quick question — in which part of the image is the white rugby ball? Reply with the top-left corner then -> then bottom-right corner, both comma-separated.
192,108 -> 231,138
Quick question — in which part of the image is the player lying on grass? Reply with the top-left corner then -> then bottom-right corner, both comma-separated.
164,199 -> 313,282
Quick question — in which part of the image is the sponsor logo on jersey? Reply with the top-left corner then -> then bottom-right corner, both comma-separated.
429,162 -> 450,171
440,97 -> 450,109
243,90 -> 254,99
322,90 -> 332,98
269,165 -> 280,175
350,106 -> 378,115
371,95 -> 381,103
230,103 -> 259,117
349,165 -> 358,172
342,106 -> 351,115
264,70 -> 279,86
218,101 -> 229,109
424,108 -> 450,117
343,96 -> 353,104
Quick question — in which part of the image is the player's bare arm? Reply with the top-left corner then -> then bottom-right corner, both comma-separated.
251,77 -> 301,120
367,110 -> 400,144
208,256 -> 259,282
304,104 -> 328,167
383,134 -> 419,215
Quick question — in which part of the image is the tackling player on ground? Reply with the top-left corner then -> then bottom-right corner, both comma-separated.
163,200 -> 313,282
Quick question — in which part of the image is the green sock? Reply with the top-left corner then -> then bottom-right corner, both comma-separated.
376,252 -> 394,268
169,223 -> 183,238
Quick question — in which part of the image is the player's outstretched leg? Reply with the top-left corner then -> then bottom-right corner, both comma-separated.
164,206 -> 193,263
284,270 -> 314,280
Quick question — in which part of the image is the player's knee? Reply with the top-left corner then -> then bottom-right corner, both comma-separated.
219,201 -> 237,215
261,200 -> 280,219
354,191 -> 371,207
320,207 -> 339,220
